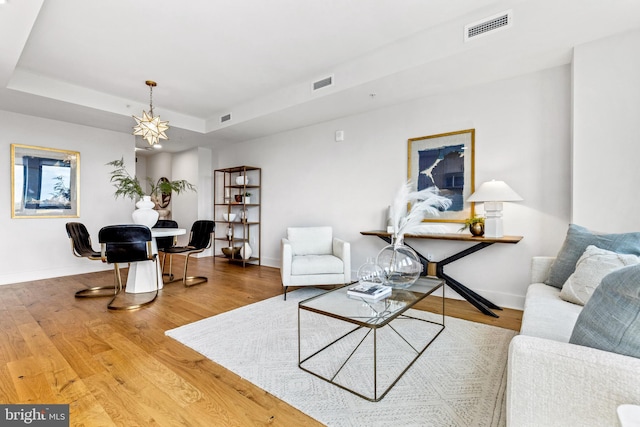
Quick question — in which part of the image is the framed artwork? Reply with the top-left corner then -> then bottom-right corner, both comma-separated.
407,129 -> 475,223
11,144 -> 80,218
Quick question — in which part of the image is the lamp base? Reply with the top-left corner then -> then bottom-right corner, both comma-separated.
484,201 -> 504,238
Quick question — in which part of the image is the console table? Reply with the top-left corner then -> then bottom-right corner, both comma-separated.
361,231 -> 523,317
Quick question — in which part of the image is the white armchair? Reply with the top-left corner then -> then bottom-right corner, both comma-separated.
280,226 -> 351,300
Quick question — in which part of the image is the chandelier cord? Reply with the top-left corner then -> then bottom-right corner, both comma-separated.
149,85 -> 154,116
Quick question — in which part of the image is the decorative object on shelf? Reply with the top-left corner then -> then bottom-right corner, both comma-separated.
106,158 -> 196,224
226,225 -> 233,241
235,175 -> 249,185
241,242 -> 252,260
377,181 -> 451,288
466,180 -> 523,238
222,213 -> 236,222
131,195 -> 159,228
243,192 -> 252,204
459,216 -> 485,237
234,195 -> 243,203
357,257 -> 385,287
221,246 -> 241,259
239,209 -> 247,222
132,80 -> 169,146
408,129 -> 475,223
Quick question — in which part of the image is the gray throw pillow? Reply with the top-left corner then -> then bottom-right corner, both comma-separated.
569,264 -> 640,358
545,224 -> 640,288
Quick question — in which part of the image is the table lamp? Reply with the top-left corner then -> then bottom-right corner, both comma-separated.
466,180 -> 523,238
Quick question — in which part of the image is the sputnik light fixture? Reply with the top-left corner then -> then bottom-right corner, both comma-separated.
132,80 -> 169,146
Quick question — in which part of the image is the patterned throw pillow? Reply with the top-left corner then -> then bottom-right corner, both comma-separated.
545,224 -> 640,289
569,264 -> 640,359
560,245 -> 640,305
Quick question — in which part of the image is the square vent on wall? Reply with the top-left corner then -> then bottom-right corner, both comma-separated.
464,10 -> 513,42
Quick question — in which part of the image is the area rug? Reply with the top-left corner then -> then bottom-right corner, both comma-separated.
165,288 -> 517,427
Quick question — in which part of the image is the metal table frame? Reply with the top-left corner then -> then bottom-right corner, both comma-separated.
298,279 -> 445,401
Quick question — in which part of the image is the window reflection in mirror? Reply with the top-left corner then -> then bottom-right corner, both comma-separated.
11,144 -> 79,218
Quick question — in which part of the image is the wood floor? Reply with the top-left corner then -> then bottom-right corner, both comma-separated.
0,257 -> 522,426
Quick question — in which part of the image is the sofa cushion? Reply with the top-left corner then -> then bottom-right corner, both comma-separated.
560,245 -> 640,306
545,224 -> 640,289
287,227 -> 333,256
569,264 -> 640,359
519,283 -> 582,342
291,254 -> 344,275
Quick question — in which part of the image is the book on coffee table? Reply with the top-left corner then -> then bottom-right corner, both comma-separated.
347,283 -> 392,300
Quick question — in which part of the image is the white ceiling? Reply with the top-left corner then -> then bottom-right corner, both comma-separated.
2,0 -> 640,153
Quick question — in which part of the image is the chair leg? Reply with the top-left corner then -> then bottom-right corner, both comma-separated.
283,286 -> 288,301
75,264 -> 117,298
160,252 -> 175,281
165,253 -> 207,287
107,262 -> 159,311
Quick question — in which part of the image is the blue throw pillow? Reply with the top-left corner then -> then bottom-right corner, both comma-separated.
545,224 -> 640,288
569,264 -> 640,358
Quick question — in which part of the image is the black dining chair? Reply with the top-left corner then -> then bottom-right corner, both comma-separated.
165,220 -> 215,287
154,219 -> 179,281
99,224 -> 158,310
66,222 -> 116,298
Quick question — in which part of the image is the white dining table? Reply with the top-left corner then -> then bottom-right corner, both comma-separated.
125,227 -> 186,294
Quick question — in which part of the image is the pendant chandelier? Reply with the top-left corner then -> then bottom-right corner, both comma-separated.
132,80 -> 169,146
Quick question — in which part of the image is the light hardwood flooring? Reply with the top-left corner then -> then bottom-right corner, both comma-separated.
0,257 -> 522,426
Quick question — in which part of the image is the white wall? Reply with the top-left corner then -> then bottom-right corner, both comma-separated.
572,29 -> 640,232
216,66 -> 573,309
0,110 -> 135,285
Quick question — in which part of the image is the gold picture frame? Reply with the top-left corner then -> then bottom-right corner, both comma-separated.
408,129 -> 475,223
11,144 -> 80,218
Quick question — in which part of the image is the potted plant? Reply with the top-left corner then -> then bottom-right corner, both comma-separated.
106,158 -> 196,201
460,215 -> 485,236
243,192 -> 252,204
106,158 -> 196,227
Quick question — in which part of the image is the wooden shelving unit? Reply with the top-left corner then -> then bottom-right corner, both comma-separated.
213,166 -> 261,266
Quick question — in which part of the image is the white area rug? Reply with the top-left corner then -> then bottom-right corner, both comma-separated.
165,289 -> 517,427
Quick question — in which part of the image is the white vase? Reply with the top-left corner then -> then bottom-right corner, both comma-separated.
132,195 -> 159,228
241,242 -> 252,260
235,175 -> 249,185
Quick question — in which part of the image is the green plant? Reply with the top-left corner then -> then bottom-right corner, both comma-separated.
244,192 -> 252,197
459,215 -> 485,232
106,158 -> 196,201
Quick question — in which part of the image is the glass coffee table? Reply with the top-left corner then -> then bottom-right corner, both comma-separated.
298,278 -> 445,401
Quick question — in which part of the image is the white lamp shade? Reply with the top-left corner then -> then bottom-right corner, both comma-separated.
467,180 -> 523,202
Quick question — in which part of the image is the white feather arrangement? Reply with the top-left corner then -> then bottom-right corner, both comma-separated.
389,181 -> 452,242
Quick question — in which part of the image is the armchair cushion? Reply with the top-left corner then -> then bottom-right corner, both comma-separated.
287,226 -> 333,255
291,254 -> 344,275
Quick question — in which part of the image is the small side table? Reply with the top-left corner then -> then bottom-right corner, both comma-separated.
361,230 -> 523,317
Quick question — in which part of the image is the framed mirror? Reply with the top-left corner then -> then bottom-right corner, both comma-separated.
11,144 -> 80,218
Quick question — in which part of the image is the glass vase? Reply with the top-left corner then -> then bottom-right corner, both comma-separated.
376,237 -> 422,289
357,257 -> 385,287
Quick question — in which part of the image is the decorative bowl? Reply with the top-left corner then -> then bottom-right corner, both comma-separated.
235,176 -> 249,185
222,213 -> 236,222
221,247 -> 241,258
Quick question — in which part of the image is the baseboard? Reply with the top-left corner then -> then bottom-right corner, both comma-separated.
0,263 -> 113,286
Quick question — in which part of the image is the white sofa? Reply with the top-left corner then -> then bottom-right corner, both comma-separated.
506,256 -> 640,427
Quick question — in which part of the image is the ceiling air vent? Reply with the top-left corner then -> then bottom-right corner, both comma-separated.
464,10 -> 512,42
220,113 -> 232,123
312,75 -> 334,92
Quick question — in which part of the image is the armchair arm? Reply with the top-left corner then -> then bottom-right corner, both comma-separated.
333,238 -> 351,282
507,335 -> 640,427
280,238 -> 293,286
